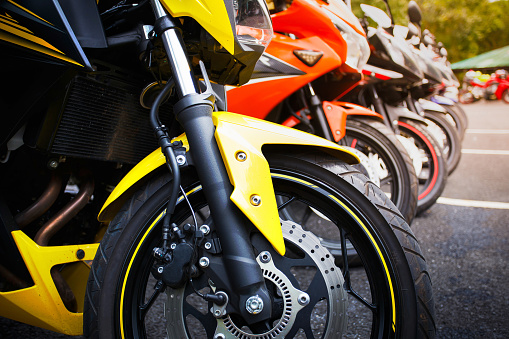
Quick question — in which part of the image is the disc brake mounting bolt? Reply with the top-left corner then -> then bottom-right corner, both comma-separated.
204,242 -> 212,250
214,334 -> 225,339
236,151 -> 247,162
298,293 -> 310,306
250,195 -> 261,206
259,251 -> 271,263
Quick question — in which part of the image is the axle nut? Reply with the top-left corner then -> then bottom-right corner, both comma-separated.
246,295 -> 264,314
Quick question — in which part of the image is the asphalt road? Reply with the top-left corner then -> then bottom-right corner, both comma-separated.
412,100 -> 509,338
0,100 -> 508,338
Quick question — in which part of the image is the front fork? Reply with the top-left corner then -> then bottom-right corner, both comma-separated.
149,0 -> 272,322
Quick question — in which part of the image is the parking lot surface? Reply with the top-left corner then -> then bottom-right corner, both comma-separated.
1,101 -> 508,338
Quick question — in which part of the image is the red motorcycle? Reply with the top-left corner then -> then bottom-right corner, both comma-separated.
460,70 -> 509,103
486,70 -> 509,103
227,0 -> 419,224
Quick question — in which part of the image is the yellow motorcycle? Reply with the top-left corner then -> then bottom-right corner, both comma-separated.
0,0 -> 435,337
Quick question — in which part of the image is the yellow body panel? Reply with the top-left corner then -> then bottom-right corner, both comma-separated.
0,231 -> 98,335
161,0 -> 235,54
99,112 -> 358,255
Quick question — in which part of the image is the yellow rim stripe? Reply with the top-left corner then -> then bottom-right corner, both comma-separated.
272,173 -> 396,331
119,185 -> 202,338
119,172 -> 396,335
120,210 -> 165,339
7,0 -> 54,26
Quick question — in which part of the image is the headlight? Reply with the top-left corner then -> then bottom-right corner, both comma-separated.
324,11 -> 370,71
234,0 -> 273,48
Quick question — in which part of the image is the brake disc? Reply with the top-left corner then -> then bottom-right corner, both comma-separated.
165,220 -> 347,338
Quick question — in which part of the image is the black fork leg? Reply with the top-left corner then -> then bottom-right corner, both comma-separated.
150,0 -> 272,323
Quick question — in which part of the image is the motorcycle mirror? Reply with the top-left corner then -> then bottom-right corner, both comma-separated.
407,22 -> 420,39
408,1 -> 422,25
393,25 -> 409,40
360,4 -> 392,29
423,34 -> 434,46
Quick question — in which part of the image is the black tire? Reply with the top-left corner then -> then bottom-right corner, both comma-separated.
397,119 -> 448,214
502,89 -> 509,104
458,89 -> 474,104
84,155 -> 436,338
423,110 -> 462,175
447,103 -> 468,140
338,117 -> 419,224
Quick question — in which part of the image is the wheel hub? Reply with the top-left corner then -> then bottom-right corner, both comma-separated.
165,220 -> 347,338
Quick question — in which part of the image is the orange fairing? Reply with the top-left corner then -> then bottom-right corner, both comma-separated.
283,101 -> 383,142
271,0 -> 348,65
226,34 -> 342,120
324,101 -> 383,141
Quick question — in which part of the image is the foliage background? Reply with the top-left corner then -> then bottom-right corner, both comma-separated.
350,0 -> 509,63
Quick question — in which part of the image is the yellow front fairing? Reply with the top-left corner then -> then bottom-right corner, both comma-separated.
98,112 -> 358,255
161,0 -> 235,54
0,232 -> 98,335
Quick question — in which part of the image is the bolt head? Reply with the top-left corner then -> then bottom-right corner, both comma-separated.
246,295 -> 264,314
214,309 -> 222,317
157,266 -> 164,274
236,151 -> 247,162
326,105 -> 332,110
48,160 -> 59,169
214,333 -> 225,339
298,293 -> 310,306
204,242 -> 212,250
250,195 -> 261,206
170,243 -> 177,250
259,251 -> 271,263
199,224 -> 210,235
199,257 -> 210,268
176,155 -> 186,165
336,130 -> 341,135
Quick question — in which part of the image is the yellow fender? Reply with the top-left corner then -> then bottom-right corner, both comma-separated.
99,112 -> 359,255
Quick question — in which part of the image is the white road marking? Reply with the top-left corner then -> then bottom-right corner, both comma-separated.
437,197 -> 509,209
466,129 -> 509,134
462,149 -> 509,155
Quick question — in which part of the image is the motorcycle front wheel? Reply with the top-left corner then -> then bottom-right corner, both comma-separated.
339,118 -> 419,224
84,155 -> 435,338
442,104 -> 468,141
423,110 -> 462,175
397,119 -> 448,214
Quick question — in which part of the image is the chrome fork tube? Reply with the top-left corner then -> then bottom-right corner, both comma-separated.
150,0 -> 198,97
150,0 -> 272,322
